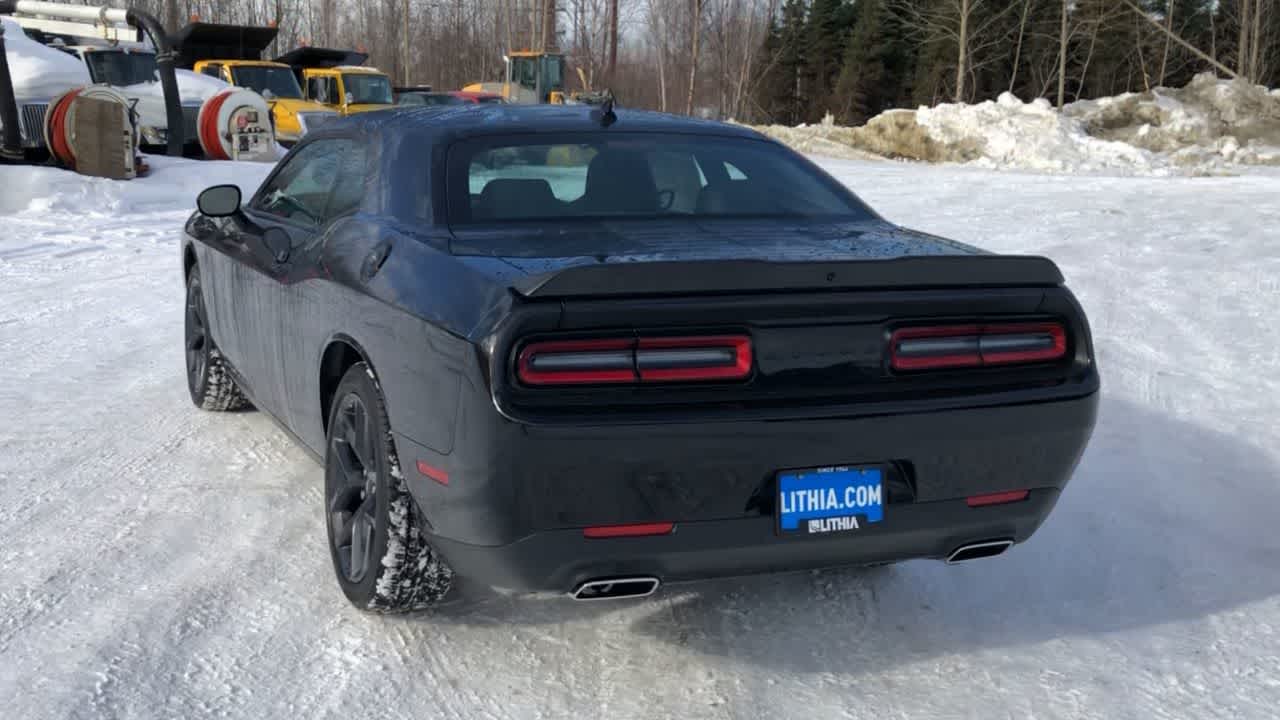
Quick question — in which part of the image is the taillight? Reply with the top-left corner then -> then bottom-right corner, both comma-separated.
637,336 -> 753,382
517,338 -> 636,385
517,335 -> 753,386
890,322 -> 1066,371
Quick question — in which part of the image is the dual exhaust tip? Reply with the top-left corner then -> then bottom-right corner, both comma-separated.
571,576 -> 660,601
946,539 -> 1014,564
569,540 -> 1012,598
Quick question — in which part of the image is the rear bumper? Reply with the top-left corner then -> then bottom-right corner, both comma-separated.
429,490 -> 1060,593
394,389 -> 1097,591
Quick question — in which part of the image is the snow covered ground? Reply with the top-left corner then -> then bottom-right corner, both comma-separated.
1,155 -> 1279,719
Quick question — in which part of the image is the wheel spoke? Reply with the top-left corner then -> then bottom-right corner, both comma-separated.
354,407 -> 375,474
349,510 -> 373,580
332,439 -> 364,488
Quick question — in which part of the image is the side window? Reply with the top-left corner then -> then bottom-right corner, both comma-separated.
251,140 -> 345,226
201,64 -> 221,79
309,77 -> 337,104
327,142 -> 367,219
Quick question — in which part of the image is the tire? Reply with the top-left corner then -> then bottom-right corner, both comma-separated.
185,268 -> 250,412
324,362 -> 454,612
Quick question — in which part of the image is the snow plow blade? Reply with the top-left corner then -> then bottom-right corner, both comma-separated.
512,255 -> 1065,299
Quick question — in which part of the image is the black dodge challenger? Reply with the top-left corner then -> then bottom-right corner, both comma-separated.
181,105 -> 1099,611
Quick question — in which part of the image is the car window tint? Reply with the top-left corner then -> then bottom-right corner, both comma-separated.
469,145 -> 595,214
327,141 -> 367,219
452,135 -> 869,224
252,140 -> 343,226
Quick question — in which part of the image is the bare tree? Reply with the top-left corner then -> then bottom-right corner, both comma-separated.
1056,0 -> 1068,107
1159,0 -> 1173,86
1118,0 -> 1239,79
685,0 -> 702,115
607,0 -> 617,81
1008,0 -> 1033,94
1240,0 -> 1252,79
891,0 -> 1021,102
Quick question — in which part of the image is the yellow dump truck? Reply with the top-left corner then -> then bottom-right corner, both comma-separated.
174,23 -> 337,144
275,48 -> 395,116
192,59 -> 338,144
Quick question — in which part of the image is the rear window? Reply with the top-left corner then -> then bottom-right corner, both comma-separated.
447,134 -> 871,224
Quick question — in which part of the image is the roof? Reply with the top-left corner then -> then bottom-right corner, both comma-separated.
317,104 -> 765,142
330,65 -> 384,74
199,59 -> 291,68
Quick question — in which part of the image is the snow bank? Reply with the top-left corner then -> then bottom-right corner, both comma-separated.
0,156 -> 274,216
755,73 -> 1280,176
1,17 -> 91,97
120,69 -> 232,104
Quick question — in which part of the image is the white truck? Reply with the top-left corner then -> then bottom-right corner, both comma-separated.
47,41 -> 213,150
0,1 -> 198,156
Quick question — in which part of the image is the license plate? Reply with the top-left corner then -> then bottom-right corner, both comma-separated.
777,466 -> 884,535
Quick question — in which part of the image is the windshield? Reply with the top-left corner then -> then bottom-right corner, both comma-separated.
231,66 -> 303,100
449,134 -> 872,225
343,74 -> 393,105
85,51 -> 157,86
542,55 -> 564,90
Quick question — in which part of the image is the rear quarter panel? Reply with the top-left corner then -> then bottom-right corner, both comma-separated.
278,218 -> 512,457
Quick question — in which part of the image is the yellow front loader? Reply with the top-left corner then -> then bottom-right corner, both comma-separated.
464,51 -> 609,105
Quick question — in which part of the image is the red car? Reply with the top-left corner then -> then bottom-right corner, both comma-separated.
396,90 -> 505,107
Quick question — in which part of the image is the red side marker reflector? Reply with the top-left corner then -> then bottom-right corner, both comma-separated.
416,460 -> 449,486
583,522 -> 675,539
966,490 -> 1029,507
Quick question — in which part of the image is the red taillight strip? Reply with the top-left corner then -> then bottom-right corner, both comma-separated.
416,460 -> 449,486
891,322 -> 1067,371
517,335 -> 753,386
583,522 -> 675,538
966,490 -> 1030,507
637,335 -> 753,382
517,338 -> 637,385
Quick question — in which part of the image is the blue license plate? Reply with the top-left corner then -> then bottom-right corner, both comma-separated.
777,466 -> 884,535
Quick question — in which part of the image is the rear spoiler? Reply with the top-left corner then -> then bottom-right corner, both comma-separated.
512,256 -> 1064,299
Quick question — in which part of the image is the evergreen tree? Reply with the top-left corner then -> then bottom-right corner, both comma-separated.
771,0 -> 810,124
803,0 -> 855,122
833,0 -> 912,123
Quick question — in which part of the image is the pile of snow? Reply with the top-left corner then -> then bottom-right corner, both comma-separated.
755,73 -> 1280,176
120,69 -> 231,104
1,17 -> 90,97
0,156 -> 271,216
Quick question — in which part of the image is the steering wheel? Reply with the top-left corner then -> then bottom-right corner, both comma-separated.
268,192 -> 319,224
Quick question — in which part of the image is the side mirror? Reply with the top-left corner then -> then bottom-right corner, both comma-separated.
262,226 -> 291,264
197,185 -> 242,217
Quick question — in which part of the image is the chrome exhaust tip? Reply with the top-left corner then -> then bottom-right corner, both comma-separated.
946,539 -> 1014,564
571,576 -> 661,601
